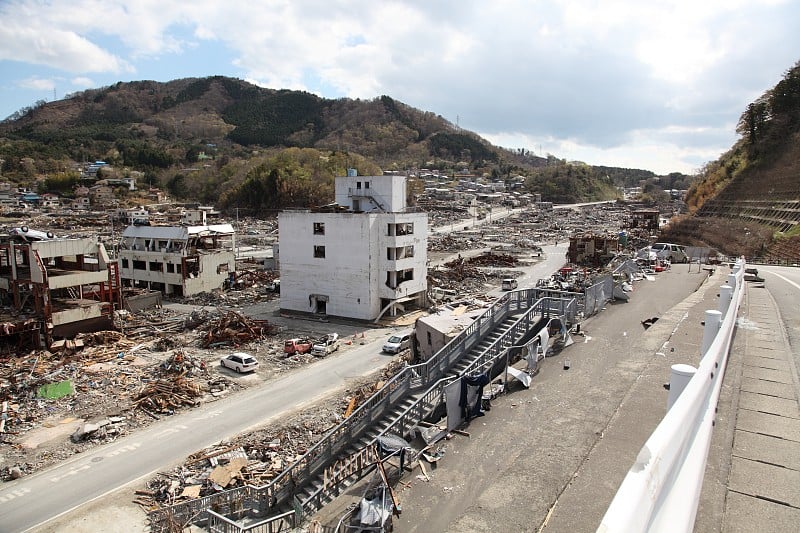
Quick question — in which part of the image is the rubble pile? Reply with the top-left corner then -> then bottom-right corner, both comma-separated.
428,234 -> 481,253
463,252 -> 519,267
138,367 -> 407,511
200,311 -> 281,348
229,268 -> 279,289
155,375 -> 401,511
134,377 -> 204,416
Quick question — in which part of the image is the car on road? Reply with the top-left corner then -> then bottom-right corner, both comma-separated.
383,332 -> 412,354
312,333 -> 340,357
501,278 -> 519,290
220,352 -> 259,373
651,242 -> 689,263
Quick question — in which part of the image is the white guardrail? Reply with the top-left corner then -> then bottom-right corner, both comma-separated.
598,258 -> 746,533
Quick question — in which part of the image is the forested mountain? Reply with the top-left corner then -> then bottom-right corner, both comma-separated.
0,76 -> 682,212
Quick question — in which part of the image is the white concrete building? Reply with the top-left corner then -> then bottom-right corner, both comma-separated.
118,224 -> 236,296
278,172 -> 427,321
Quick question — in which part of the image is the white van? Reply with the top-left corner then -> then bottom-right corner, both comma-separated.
430,287 -> 457,302
383,332 -> 412,354
501,278 -> 519,290
651,243 -> 688,263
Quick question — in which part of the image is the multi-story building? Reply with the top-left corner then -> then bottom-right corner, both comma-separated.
0,234 -> 120,346
278,171 -> 427,321
117,224 -> 236,296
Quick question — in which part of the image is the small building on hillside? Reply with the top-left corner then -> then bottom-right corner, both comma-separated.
118,224 -> 236,296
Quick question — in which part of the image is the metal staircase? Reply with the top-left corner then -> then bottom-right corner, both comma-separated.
151,290 -> 576,532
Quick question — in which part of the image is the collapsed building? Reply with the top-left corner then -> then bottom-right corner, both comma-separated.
118,224 -> 236,297
567,233 -> 620,267
0,232 -> 120,349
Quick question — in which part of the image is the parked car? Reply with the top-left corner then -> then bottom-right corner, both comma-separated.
651,242 -> 689,263
501,278 -> 519,290
312,333 -> 340,357
284,337 -> 312,355
220,352 -> 259,373
383,332 -> 412,354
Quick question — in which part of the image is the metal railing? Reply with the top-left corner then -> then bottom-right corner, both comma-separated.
151,290 -> 575,532
599,259 -> 746,532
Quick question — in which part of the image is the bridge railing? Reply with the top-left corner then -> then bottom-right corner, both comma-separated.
599,259 -> 746,533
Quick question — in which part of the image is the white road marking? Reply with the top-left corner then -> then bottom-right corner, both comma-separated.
153,425 -> 188,438
193,410 -> 223,420
50,464 -> 90,483
106,442 -> 142,457
764,269 -> 800,291
0,487 -> 32,504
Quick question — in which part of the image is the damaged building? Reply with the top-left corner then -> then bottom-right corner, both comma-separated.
414,304 -> 486,361
567,234 -> 620,266
117,224 -> 236,297
278,171 -> 428,321
0,232 -> 121,349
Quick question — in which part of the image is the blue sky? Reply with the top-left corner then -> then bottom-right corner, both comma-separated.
1,0 -> 798,175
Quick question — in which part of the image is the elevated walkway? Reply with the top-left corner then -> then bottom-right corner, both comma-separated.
151,290 -> 577,532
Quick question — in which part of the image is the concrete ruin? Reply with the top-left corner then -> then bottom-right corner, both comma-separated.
0,235 -> 120,347
118,224 -> 236,297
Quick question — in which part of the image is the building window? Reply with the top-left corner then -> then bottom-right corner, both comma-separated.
314,245 -> 326,258
149,261 -> 162,271
121,258 -> 129,268
356,181 -> 362,189
133,260 -> 146,270
395,222 -> 414,235
313,222 -> 325,235
166,263 -> 175,273
365,181 -> 370,189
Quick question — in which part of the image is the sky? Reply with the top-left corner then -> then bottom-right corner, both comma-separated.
0,1 -> 798,175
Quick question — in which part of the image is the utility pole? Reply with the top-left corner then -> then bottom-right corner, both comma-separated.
235,207 -> 240,258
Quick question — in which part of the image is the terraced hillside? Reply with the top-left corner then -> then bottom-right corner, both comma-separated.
662,61 -> 800,261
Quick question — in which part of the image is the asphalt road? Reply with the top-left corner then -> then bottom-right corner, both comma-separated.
759,265 -> 800,376
0,337 -> 396,532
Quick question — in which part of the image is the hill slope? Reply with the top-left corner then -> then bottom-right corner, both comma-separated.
661,60 -> 800,260
0,76 -> 675,210
0,77 -> 508,171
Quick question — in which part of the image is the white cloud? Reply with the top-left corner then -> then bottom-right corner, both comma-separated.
71,76 -> 95,88
19,77 -> 56,91
0,0 -> 798,174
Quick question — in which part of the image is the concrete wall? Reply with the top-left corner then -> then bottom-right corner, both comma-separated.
279,211 -> 376,319
278,210 -> 428,321
334,174 -> 406,212
184,252 -> 235,295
